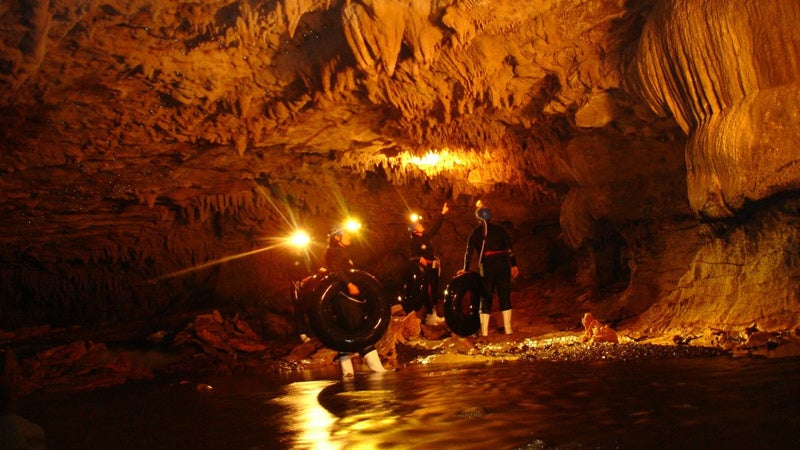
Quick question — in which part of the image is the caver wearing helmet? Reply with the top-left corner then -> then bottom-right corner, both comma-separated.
459,201 -> 520,336
329,223 -> 345,236
475,206 -> 492,221
328,219 -> 361,244
405,203 -> 449,324
323,219 -> 388,377
407,212 -> 424,235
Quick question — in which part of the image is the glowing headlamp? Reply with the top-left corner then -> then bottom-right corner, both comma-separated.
409,213 -> 422,223
344,219 -> 362,232
287,230 -> 311,248
329,218 -> 363,237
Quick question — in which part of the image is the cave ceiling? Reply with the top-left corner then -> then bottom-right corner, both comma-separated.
1,0 -> 679,204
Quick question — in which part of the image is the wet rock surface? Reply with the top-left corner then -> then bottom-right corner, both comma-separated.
4,272 -> 797,395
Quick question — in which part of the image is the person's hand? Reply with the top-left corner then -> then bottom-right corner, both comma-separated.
441,202 -> 449,215
456,269 -> 466,276
347,282 -> 360,296
419,257 -> 428,266
511,266 -> 519,279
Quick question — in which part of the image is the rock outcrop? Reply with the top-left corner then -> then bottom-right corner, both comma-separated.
629,0 -> 800,218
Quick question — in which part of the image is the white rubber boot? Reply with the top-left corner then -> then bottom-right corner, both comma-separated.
502,309 -> 513,334
363,349 -> 388,373
425,310 -> 445,325
339,354 -> 355,378
479,313 -> 491,336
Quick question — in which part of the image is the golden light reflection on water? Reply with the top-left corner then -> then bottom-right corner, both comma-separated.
273,378 -> 406,449
21,359 -> 799,449
274,380 -> 339,449
260,358 -> 800,450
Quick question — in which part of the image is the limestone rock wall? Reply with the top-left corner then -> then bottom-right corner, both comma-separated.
622,199 -> 800,337
612,0 -> 800,337
629,0 -> 800,218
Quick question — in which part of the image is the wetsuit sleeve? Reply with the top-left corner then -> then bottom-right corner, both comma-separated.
425,213 -> 444,238
463,228 -> 477,271
504,230 -> 517,267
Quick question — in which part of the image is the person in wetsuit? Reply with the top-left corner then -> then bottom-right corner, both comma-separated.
459,204 -> 519,336
325,223 -> 388,377
408,202 -> 449,325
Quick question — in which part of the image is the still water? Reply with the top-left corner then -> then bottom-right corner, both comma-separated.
16,355 -> 800,449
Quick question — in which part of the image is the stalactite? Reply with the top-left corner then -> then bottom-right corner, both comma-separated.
282,0 -> 333,39
342,2 -> 379,75
403,0 -> 442,67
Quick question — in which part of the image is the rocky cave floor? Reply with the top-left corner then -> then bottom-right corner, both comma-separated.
3,271 -> 799,395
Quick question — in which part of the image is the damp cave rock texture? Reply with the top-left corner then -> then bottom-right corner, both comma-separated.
1,0 -> 800,340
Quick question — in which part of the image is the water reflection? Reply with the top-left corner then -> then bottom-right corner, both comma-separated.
272,358 -> 800,449
277,366 -> 558,449
274,381 -> 338,449
16,356 -> 800,449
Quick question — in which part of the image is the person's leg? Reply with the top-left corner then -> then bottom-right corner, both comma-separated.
479,274 -> 496,336
495,262 -> 513,334
420,267 -> 433,313
363,349 -> 387,372
501,309 -> 513,334
430,268 -> 441,312
292,280 -> 312,342
294,308 -> 311,342
338,353 -> 354,378
424,267 -> 445,324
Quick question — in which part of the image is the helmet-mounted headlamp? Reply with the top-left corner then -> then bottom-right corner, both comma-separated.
330,218 -> 362,237
287,230 -> 311,248
474,200 -> 491,221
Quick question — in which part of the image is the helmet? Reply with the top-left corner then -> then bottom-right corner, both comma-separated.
475,207 -> 492,221
329,223 -> 345,237
408,212 -> 423,234
330,218 -> 362,237
408,222 -> 425,234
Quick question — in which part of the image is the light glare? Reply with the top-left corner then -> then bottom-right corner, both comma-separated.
401,149 -> 468,175
288,230 -> 311,248
345,219 -> 362,232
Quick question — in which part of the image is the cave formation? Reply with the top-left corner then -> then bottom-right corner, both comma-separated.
1,0 -> 799,348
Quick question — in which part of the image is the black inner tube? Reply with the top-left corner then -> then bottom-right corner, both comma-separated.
443,271 -> 482,337
304,269 -> 391,353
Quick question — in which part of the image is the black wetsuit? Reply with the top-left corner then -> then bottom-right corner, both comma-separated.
291,252 -> 314,338
409,213 -> 444,312
325,238 -> 374,357
463,220 -> 517,313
